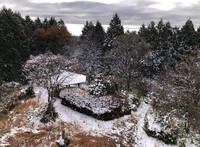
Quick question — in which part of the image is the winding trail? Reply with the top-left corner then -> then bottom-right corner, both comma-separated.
134,102 -> 176,147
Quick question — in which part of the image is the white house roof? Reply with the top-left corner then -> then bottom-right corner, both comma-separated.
53,71 -> 86,87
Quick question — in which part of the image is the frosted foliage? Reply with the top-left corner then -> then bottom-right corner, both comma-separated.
24,52 -> 76,88
60,88 -> 120,114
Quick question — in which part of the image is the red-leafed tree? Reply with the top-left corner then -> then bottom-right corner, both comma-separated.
31,20 -> 72,55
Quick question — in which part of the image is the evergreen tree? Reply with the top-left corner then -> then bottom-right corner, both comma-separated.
147,21 -> 158,48
24,15 -> 35,31
197,26 -> 200,47
94,20 -> 105,48
138,23 -> 149,39
156,18 -> 166,43
0,7 -> 30,82
34,17 -> 42,28
48,17 -> 57,26
79,21 -> 105,74
80,21 -> 95,40
24,15 -> 35,41
58,19 -> 65,27
180,19 -> 198,50
42,18 -> 49,30
105,13 -> 124,50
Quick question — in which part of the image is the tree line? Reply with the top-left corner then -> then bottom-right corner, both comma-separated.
1,6 -> 200,88
1,6 -> 200,135
0,7 -> 71,82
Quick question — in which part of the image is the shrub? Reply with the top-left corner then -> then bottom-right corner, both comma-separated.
88,78 -> 118,96
19,86 -> 35,100
144,109 -> 179,145
117,90 -> 140,113
25,86 -> 35,97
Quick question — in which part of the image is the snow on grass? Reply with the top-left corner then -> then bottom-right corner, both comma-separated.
0,127 -> 40,146
34,87 -> 115,134
34,87 -> 179,146
60,88 -> 120,114
0,86 -> 181,146
146,111 -> 162,133
54,98 -> 114,135
134,102 -> 176,147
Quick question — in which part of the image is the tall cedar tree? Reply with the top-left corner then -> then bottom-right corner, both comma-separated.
0,7 -> 30,82
34,17 -> 42,28
81,21 -> 95,40
79,21 -> 105,74
94,21 -> 105,48
81,20 -> 105,48
180,19 -> 198,52
105,13 -> 124,50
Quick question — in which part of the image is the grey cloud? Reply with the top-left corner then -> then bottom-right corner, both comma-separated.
2,0 -> 200,28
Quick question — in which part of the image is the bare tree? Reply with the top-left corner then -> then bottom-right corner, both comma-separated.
107,32 -> 150,91
152,57 -> 200,133
24,52 -> 78,122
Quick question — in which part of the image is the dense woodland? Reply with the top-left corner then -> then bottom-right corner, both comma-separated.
0,6 -> 200,145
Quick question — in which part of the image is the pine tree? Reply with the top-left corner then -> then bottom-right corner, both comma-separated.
0,7 -> 30,82
80,21 -> 95,40
105,13 -> 124,50
58,19 -> 65,27
24,15 -> 35,39
180,19 -> 198,48
138,23 -> 149,39
79,21 -> 105,74
48,17 -> 57,26
147,21 -> 158,48
42,18 -> 49,30
34,17 -> 42,28
197,26 -> 200,47
94,21 -> 105,48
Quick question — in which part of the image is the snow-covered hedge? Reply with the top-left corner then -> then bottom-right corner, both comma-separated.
60,88 -> 127,120
88,78 -> 118,96
60,88 -> 120,114
143,109 -> 179,145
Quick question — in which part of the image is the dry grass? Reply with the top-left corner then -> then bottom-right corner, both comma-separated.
13,98 -> 42,114
0,98 -> 43,137
0,96 -> 135,147
7,131 -> 57,147
6,129 -> 117,147
69,134 -> 116,147
0,114 -> 11,135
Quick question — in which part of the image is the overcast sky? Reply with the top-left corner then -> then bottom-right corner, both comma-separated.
1,0 -> 200,35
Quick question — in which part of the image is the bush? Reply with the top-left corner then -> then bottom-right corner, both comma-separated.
25,86 -> 35,97
19,86 -> 35,100
144,109 -> 179,145
88,78 -> 118,96
118,91 -> 140,113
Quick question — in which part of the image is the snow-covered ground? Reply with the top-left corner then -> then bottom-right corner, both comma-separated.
134,103 -> 175,147
36,87 -> 177,146
0,86 -> 180,146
